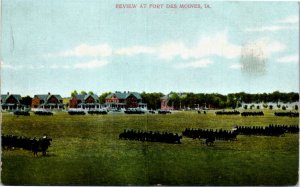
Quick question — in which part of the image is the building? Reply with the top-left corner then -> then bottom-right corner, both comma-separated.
69,94 -> 102,110
105,91 -> 147,110
31,93 -> 64,110
1,92 -> 23,110
160,95 -> 174,110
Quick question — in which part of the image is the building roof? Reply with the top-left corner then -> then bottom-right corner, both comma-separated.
1,94 -> 21,103
84,94 -> 99,101
73,94 -> 99,102
106,92 -> 142,100
160,92 -> 188,100
160,95 -> 169,100
34,94 -> 63,103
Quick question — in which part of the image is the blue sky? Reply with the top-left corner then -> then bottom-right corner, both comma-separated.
1,1 -> 299,97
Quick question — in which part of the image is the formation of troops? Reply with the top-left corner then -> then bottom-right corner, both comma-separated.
87,110 -> 108,115
13,111 -> 30,116
234,124 -> 299,136
2,134 -> 52,156
241,111 -> 264,116
11,109 -> 300,118
274,111 -> 299,117
5,108 -> 299,156
68,110 -> 86,115
34,110 -> 53,115
215,110 -> 240,115
182,128 -> 238,142
119,129 -> 182,144
124,109 -> 145,114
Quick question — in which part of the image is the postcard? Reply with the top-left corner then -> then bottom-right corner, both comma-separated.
1,0 -> 299,185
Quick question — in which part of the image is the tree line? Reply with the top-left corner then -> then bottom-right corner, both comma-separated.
18,91 -> 298,110
166,91 -> 299,109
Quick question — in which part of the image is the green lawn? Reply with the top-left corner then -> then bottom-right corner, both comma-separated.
1,110 -> 299,185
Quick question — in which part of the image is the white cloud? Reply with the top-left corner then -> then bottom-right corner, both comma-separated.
276,15 -> 299,24
229,63 -> 242,69
277,54 -> 298,63
158,32 -> 241,60
1,61 -> 22,70
157,42 -> 188,60
49,64 -> 71,69
59,44 -> 112,57
244,25 -> 296,32
74,59 -> 109,69
115,46 -> 155,56
174,59 -> 214,69
245,15 -> 298,33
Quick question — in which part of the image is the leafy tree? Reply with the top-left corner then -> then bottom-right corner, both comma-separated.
269,105 -> 273,110
99,92 -> 112,104
243,105 -> 248,110
282,106 -> 286,110
80,91 -> 87,95
88,91 -> 94,95
19,96 -> 32,107
295,105 -> 298,110
71,90 -> 78,97
167,93 -> 181,109
256,105 -> 260,109
141,92 -> 164,110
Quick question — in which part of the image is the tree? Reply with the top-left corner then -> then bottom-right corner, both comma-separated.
88,91 -> 94,95
71,90 -> 78,97
167,93 -> 181,109
20,96 -> 32,107
269,105 -> 273,110
141,92 -> 164,110
282,106 -> 286,110
243,105 -> 248,110
80,91 -> 87,95
295,105 -> 298,110
99,92 -> 112,104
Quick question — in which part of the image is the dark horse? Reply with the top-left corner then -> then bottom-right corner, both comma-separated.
32,137 -> 52,156
205,137 -> 215,146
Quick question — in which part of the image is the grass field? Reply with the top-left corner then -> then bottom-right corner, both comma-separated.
1,110 -> 299,185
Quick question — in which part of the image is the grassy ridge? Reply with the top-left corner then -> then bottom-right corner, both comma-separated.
1,110 -> 299,185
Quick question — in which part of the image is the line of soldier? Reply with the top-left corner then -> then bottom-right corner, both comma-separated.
158,110 -> 172,114
241,111 -> 264,116
119,129 -> 182,144
13,110 -> 30,116
182,128 -> 238,141
87,110 -> 108,115
215,110 -> 240,115
2,134 -> 52,156
234,124 -> 299,136
274,111 -> 299,117
68,110 -> 86,115
124,110 -> 145,114
34,110 -> 53,115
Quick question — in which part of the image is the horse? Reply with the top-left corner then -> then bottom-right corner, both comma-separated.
32,137 -> 52,157
205,137 -> 215,146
